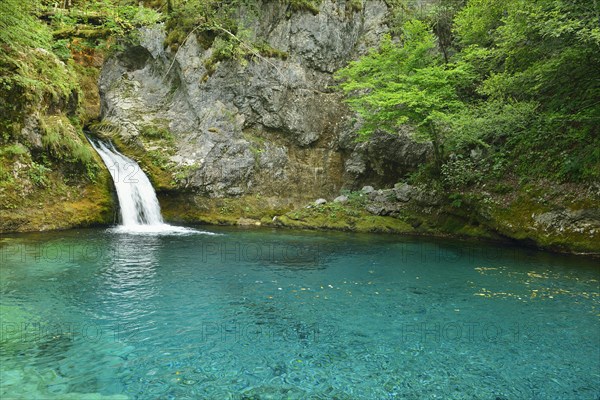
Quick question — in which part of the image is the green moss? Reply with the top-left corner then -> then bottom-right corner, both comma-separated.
255,42 -> 289,60
355,216 -> 413,233
159,193 -> 291,226
485,197 -> 600,254
434,212 -> 498,239
0,45 -> 79,143
139,124 -> 174,142
73,62 -> 102,123
39,115 -> 98,178
275,211 -> 413,233
288,0 -> 322,15
88,119 -> 121,138
347,0 -> 363,13
0,162 -> 114,233
272,201 -> 414,233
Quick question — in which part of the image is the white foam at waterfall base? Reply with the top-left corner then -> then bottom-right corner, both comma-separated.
89,139 -> 216,236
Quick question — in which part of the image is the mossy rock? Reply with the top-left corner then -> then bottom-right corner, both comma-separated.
486,200 -> 600,254
0,166 -> 114,233
263,200 -> 414,234
159,193 -> 292,225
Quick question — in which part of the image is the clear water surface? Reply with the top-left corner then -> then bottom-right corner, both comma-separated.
1,227 -> 598,399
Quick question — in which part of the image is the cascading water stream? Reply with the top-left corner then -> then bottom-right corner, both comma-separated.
90,140 -> 163,226
88,138 -> 203,235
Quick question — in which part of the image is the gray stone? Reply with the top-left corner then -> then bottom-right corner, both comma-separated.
344,129 -> 432,186
368,189 -> 394,202
333,195 -> 348,203
533,208 -> 600,235
368,189 -> 380,200
413,187 -> 442,206
315,198 -> 327,206
366,204 -> 385,216
361,186 -> 375,194
394,183 -> 414,202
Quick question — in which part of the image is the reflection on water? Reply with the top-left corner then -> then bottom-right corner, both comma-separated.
95,235 -> 160,325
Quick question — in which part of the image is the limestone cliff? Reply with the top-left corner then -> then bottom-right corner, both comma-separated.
96,0 -> 429,207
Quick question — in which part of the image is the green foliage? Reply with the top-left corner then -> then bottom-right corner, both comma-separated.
336,20 -> 473,167
338,0 -> 600,183
163,0 -> 294,72
47,1 -> 162,50
448,193 -> 463,208
339,189 -> 369,208
146,149 -> 173,170
0,143 -> 28,158
172,163 -> 198,187
446,100 -> 538,150
164,0 -> 238,51
440,155 -> 481,189
423,0 -> 465,62
453,0 -> 509,47
213,35 -> 244,62
0,1 -> 80,144
27,161 -> 51,187
51,39 -> 72,61
39,115 -> 98,179
0,0 -> 52,50
459,0 -> 600,181
122,4 -> 163,26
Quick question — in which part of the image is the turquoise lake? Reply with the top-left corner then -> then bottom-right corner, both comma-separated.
1,227 -> 598,399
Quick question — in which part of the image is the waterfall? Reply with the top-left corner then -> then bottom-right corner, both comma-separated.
90,140 -> 164,226
88,138 -> 201,235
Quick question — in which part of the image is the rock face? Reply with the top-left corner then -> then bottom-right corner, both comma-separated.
533,209 -> 600,236
99,0 -> 430,204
